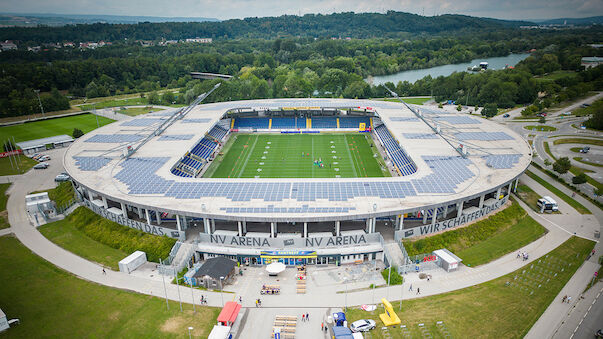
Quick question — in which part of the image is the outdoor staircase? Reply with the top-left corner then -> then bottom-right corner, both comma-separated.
158,241 -> 196,276
383,241 -> 405,269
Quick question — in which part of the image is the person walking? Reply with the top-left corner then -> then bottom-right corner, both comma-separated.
321,322 -> 324,331
239,296 -> 242,304
302,314 -> 305,322
416,287 -> 420,295
102,268 -> 106,275
306,313 -> 309,322
255,299 -> 258,308
409,284 -> 413,292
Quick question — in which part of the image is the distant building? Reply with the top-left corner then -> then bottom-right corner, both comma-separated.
185,37 -> 212,43
63,42 -> 75,47
1,40 -> 17,51
588,44 -> 603,49
581,57 -> 603,69
27,46 -> 41,52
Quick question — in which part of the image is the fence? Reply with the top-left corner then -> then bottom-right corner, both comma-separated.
397,240 -> 442,274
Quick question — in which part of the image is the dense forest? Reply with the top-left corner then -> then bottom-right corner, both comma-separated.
0,11 -> 601,118
0,11 -> 531,43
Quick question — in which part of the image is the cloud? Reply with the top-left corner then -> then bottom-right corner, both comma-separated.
0,0 -> 602,20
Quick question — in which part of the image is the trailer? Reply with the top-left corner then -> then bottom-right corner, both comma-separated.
118,251 -> 147,274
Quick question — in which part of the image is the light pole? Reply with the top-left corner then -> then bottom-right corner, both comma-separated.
92,102 -> 100,128
399,281 -> 403,311
176,273 -> 183,312
160,259 -> 169,310
189,279 -> 196,313
220,276 -> 225,307
188,326 -> 193,339
34,89 -> 45,118
344,277 -> 348,312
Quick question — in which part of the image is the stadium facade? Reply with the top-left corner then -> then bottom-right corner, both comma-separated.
65,98 -> 531,266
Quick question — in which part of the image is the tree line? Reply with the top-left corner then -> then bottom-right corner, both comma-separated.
0,11 -> 531,43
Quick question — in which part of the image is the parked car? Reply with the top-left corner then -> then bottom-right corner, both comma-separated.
38,155 -> 51,161
54,173 -> 70,182
350,319 -> 376,332
33,162 -> 49,169
32,154 -> 44,160
503,113 -> 510,118
581,103 -> 591,108
580,146 -> 591,153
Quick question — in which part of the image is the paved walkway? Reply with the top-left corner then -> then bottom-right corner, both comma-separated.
0,228 -> 12,236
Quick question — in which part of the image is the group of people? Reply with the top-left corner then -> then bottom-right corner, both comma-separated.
561,295 -> 572,304
199,295 -> 207,305
301,313 -> 310,322
254,298 -> 262,307
517,251 -> 529,261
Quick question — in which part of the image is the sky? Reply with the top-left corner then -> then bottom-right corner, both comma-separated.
0,0 -> 602,21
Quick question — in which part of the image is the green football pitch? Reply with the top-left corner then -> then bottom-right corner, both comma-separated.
205,133 -> 390,178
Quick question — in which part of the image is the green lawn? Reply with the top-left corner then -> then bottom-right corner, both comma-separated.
207,133 -> 390,178
0,236 -> 219,338
347,236 -> 595,339
0,183 -> 10,229
39,218 -> 128,270
524,125 -> 557,132
404,199 -> 546,266
534,70 -> 578,82
0,113 -> 115,143
118,106 -> 164,116
543,141 -> 555,160
0,155 -> 38,175
574,157 -> 603,167
80,98 -> 148,110
515,183 -> 544,212
381,97 -> 432,105
553,138 -> 603,147
525,170 -> 591,214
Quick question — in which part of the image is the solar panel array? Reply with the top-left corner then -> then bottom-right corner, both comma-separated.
220,205 -> 356,214
390,117 -> 418,122
85,134 -> 144,143
74,156 -> 112,171
113,153 -> 475,202
121,118 -> 165,126
181,118 -> 212,123
433,116 -> 479,124
484,154 -> 522,169
454,132 -> 514,141
402,133 -> 438,139
411,156 -> 474,193
158,134 -> 195,141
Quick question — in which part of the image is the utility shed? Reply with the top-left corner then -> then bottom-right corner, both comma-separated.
193,256 -> 236,289
118,251 -> 147,274
16,135 -> 74,155
433,249 -> 462,272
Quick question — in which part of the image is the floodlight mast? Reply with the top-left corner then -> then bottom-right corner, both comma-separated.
126,83 -> 221,158
384,85 -> 467,159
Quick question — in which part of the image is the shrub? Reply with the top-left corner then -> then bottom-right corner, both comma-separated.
481,103 -> 498,117
403,199 -> 524,256
66,207 -> 176,262
72,128 -> 84,138
381,267 -> 404,285
572,173 -> 587,184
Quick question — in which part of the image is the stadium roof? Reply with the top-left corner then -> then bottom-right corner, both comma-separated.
64,98 -> 531,222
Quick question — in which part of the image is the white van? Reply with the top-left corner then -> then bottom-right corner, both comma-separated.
537,196 -> 558,213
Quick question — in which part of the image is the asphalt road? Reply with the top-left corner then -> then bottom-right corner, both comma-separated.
572,284 -> 603,339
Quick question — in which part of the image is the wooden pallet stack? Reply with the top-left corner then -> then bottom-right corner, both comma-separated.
272,315 -> 297,339
296,266 -> 306,294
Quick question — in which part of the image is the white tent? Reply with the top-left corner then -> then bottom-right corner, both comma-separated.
266,262 -> 286,276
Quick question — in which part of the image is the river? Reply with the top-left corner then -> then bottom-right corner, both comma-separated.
369,53 -> 530,85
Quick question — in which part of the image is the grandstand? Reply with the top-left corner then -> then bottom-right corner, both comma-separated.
65,98 -> 531,263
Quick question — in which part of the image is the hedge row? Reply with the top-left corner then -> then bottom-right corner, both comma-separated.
403,199 -> 525,256
381,267 -> 403,285
67,206 -> 176,262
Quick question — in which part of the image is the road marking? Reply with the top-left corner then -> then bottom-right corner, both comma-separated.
238,135 -> 259,178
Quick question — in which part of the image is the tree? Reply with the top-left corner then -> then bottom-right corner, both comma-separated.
572,173 -> 587,185
456,104 -> 462,112
438,103 -> 443,108
552,157 -> 571,174
544,159 -> 551,166
481,103 -> 498,117
72,128 -> 84,138
539,116 -> 546,124
147,91 -> 160,105
161,91 -> 175,105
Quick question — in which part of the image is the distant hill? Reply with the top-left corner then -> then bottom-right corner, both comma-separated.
0,13 -> 219,27
533,16 -> 603,25
0,11 -> 533,43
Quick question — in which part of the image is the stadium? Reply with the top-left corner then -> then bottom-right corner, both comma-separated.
64,97 -> 531,266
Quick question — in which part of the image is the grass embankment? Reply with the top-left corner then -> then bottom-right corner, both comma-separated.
572,98 -> 603,117
0,236 -> 218,338
524,125 -> 557,132
403,200 -> 546,267
0,113 -> 114,142
347,236 -> 595,339
525,170 -> 591,214
574,157 -> 603,167
39,206 -> 176,269
0,183 -> 10,229
47,181 -> 75,209
0,155 -> 38,175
